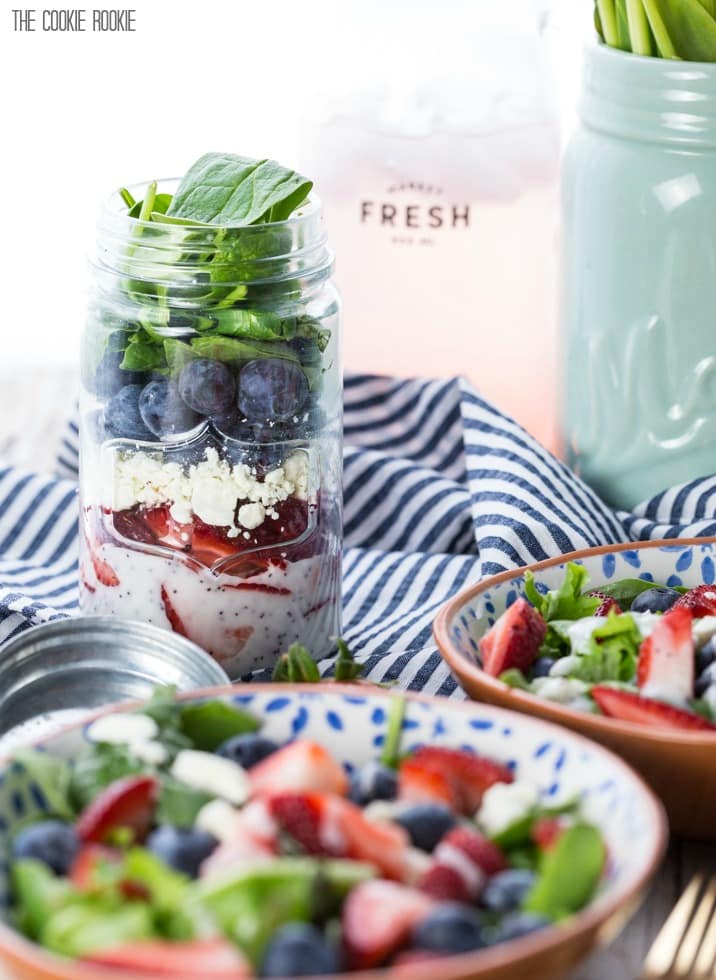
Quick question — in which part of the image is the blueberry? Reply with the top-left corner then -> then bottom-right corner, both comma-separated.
490,912 -> 549,944
11,820 -> 79,875
410,903 -> 486,955
216,733 -> 279,768
259,924 -> 340,977
178,359 -> 236,417
212,411 -> 255,442
105,384 -> 153,441
393,803 -> 456,852
146,825 -> 218,878
481,869 -> 537,912
90,338 -> 147,397
696,637 -> 716,676
695,662 -> 716,698
349,761 -> 398,806
631,587 -> 681,614
531,657 -> 555,679
138,379 -> 202,439
238,359 -> 309,422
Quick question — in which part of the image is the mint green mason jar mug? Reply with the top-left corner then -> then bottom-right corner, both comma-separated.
561,43 -> 716,509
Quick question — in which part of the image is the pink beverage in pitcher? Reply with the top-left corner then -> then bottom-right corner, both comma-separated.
301,0 -> 560,451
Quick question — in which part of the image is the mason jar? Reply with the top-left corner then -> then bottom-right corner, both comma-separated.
561,43 -> 716,509
79,182 -> 341,677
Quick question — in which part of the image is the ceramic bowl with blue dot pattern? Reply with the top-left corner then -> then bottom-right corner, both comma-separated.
434,537 -> 716,840
0,685 -> 665,980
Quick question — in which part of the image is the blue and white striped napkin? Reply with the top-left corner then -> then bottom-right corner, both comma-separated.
3,373 -> 716,696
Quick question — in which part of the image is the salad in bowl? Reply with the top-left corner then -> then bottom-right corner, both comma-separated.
435,538 -> 716,838
0,685 -> 664,980
481,562 -> 716,731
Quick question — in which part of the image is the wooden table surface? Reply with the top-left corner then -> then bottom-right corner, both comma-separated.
0,365 -> 712,980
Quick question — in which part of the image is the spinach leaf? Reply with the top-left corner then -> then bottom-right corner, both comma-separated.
120,329 -> 168,372
179,699 -> 259,751
212,309 -> 284,342
524,563 -> 600,622
524,824 -> 605,920
167,153 -> 312,226
128,191 -> 173,219
155,777 -> 212,829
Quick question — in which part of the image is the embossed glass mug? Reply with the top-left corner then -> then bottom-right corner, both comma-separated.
560,43 -> 716,509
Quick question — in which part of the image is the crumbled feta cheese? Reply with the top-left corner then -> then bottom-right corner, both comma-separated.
112,447 -> 310,537
531,677 -> 589,703
693,616 -> 716,648
131,740 -> 168,766
549,656 -> 581,678
171,750 -> 249,805
195,798 -> 239,841
362,801 -> 406,824
237,502 -> 265,530
477,781 -> 539,837
87,712 -> 158,746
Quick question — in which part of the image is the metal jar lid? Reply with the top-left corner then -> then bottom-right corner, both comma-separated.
0,616 -> 229,738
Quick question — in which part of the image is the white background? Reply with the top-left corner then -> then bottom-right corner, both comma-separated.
0,0 -> 589,367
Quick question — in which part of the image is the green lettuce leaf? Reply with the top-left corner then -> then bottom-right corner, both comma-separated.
569,612 -> 641,683
524,563 -> 600,622
179,699 -> 259,752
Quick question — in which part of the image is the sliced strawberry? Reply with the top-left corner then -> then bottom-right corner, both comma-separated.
637,606 -> 694,701
531,817 -> 563,851
588,591 -> 622,616
70,844 -> 121,890
83,938 -> 250,976
142,506 -> 193,550
408,746 -> 513,813
191,520 -> 238,565
250,740 -> 349,797
418,863 -> 469,902
112,509 -> 158,546
591,686 -> 716,731
89,544 -> 120,587
674,585 -> 716,618
480,598 -> 546,677
342,879 -> 436,969
398,758 -> 460,809
269,793 -> 324,854
76,775 -> 159,844
436,826 -> 506,877
268,792 -> 412,881
161,585 -> 189,638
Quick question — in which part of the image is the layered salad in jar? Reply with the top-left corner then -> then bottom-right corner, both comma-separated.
80,153 -> 342,677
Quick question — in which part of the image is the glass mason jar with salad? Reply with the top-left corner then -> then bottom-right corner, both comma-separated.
79,153 -> 342,678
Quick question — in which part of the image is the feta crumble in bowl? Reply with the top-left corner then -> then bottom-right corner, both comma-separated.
435,537 -> 716,839
0,685 -> 665,980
